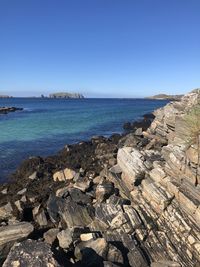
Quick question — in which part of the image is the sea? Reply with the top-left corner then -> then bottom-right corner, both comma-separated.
0,98 -> 168,182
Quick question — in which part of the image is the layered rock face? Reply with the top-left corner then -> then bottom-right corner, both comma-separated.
116,89 -> 200,266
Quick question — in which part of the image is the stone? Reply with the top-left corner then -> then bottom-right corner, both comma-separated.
32,205 -> 48,226
53,168 -> 76,182
59,199 -> 94,228
110,211 -> 127,229
117,147 -> 147,189
80,233 -> 96,241
17,188 -> 27,195
0,202 -> 13,220
43,228 -> 59,245
134,127 -> 143,136
75,238 -> 108,265
57,229 -> 73,249
1,188 -> 8,194
107,243 -> 124,265
109,164 -> 122,174
28,171 -> 37,180
0,222 -> 34,247
2,239 -> 60,267
55,187 -> 69,197
95,204 -> 123,229
69,188 -> 92,205
96,181 -> 115,202
123,205 -> 142,229
93,175 -> 104,184
107,195 -> 131,206
74,177 -> 91,192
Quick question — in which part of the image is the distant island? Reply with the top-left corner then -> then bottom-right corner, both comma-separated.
0,95 -> 12,98
146,93 -> 183,101
49,92 -> 84,99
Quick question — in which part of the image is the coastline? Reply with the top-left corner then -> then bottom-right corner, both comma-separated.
0,90 -> 199,266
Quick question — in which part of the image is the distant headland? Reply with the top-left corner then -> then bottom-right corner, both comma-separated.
49,92 -> 84,99
146,93 -> 183,101
0,95 -> 12,98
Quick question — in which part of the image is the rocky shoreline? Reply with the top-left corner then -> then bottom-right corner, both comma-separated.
0,107 -> 23,114
0,90 -> 200,267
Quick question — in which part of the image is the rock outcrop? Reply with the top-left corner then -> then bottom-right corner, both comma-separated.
115,89 -> 200,266
49,92 -> 84,98
146,94 -> 183,101
0,89 -> 199,266
0,107 -> 23,114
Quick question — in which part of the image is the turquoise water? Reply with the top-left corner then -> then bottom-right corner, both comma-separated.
0,98 -> 167,181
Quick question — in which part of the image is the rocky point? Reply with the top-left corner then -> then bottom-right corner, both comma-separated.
0,89 -> 199,267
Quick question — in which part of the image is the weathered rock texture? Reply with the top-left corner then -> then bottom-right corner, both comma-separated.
115,89 -> 200,266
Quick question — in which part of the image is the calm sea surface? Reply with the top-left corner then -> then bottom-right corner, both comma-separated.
0,98 -> 168,181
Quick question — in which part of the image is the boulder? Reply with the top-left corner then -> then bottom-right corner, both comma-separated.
117,147 -> 147,189
95,181 -> 115,202
0,222 -> 34,247
74,177 -> 91,192
0,202 -> 13,220
2,239 -> 60,267
43,228 -> 59,245
53,168 -> 76,182
75,238 -> 108,266
32,205 -> 48,226
57,229 -> 73,249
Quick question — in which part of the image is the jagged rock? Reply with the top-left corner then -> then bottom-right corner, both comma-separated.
75,238 -> 108,266
121,234 -> 149,267
59,199 -> 94,228
43,228 -> 59,244
107,195 -> 131,206
95,203 -> 123,229
141,178 -> 174,213
28,171 -> 37,180
53,168 -> 76,182
123,205 -> 142,229
134,127 -> 143,136
96,181 -> 115,202
69,188 -> 92,205
56,187 -> 69,197
57,229 -> 73,249
117,147 -> 147,189
0,222 -> 34,247
74,177 -> 91,192
80,233 -> 96,241
1,188 -> 8,194
107,243 -> 124,264
2,239 -> 60,267
93,176 -> 105,184
0,202 -> 13,220
109,164 -> 122,174
32,205 -> 48,226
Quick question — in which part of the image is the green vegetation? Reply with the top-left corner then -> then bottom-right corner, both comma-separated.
184,93 -> 200,185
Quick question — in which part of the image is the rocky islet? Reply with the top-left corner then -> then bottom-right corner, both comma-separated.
0,89 -> 199,267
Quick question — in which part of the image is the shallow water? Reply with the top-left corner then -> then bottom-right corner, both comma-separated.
0,98 -> 168,181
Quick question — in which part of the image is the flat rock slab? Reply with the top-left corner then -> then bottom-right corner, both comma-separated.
0,222 -> 34,247
2,239 -> 60,267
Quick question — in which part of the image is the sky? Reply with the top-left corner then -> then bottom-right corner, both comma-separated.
0,0 -> 200,97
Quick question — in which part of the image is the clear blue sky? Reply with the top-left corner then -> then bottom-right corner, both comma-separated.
0,0 -> 200,97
